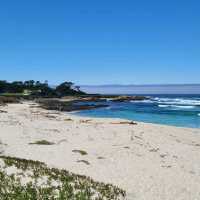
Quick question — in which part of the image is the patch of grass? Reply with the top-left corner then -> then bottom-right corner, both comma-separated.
64,118 -> 73,121
29,140 -> 55,145
0,156 -> 126,199
72,149 -> 88,155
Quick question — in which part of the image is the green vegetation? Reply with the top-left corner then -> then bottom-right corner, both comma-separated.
29,140 -> 55,145
72,150 -> 88,156
0,156 -> 125,200
0,80 -> 85,97
64,118 -> 73,121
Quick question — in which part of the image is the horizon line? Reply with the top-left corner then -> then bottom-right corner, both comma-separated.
80,83 -> 200,87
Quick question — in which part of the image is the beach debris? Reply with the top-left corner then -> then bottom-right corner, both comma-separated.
64,118 -> 73,121
77,160 -> 90,165
79,119 -> 92,123
72,149 -> 88,155
29,140 -> 55,145
111,121 -> 137,125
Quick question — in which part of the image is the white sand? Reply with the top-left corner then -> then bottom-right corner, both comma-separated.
0,102 -> 200,200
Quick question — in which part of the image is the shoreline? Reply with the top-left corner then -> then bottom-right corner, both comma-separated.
0,102 -> 200,199
72,111 -> 200,130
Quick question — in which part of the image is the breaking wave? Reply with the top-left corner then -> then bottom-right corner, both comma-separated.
153,97 -> 200,106
158,105 -> 195,109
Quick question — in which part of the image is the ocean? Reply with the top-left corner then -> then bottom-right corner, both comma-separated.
74,94 -> 200,128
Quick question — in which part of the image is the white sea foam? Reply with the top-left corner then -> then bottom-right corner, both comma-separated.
198,113 -> 200,116
131,100 -> 154,103
158,104 -> 195,109
158,105 -> 170,108
153,97 -> 200,106
172,105 -> 195,109
131,96 -> 200,108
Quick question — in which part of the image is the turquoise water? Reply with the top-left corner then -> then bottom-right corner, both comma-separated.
74,94 -> 200,128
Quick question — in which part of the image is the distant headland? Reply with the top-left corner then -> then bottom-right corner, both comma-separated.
80,84 -> 200,94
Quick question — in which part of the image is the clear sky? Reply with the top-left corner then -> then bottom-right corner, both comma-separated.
0,0 -> 199,85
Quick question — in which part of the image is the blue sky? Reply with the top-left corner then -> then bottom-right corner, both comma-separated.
0,0 -> 199,85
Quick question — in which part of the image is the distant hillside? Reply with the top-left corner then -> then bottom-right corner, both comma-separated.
80,84 -> 200,94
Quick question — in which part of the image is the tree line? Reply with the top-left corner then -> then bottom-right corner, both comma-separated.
0,80 -> 85,97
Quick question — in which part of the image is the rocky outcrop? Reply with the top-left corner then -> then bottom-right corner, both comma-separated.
76,95 -> 148,103
111,96 -> 148,102
0,96 -> 20,105
36,95 -> 148,112
37,99 -> 108,112
59,95 -> 148,103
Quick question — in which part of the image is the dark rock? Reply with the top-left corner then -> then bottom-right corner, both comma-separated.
37,99 -> 109,112
0,96 -> 20,104
111,95 -> 148,102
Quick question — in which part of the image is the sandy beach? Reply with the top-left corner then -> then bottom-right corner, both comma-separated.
0,102 -> 200,200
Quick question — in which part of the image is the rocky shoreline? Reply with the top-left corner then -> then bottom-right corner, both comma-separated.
0,94 -> 148,112
35,95 -> 148,112
36,99 -> 109,112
